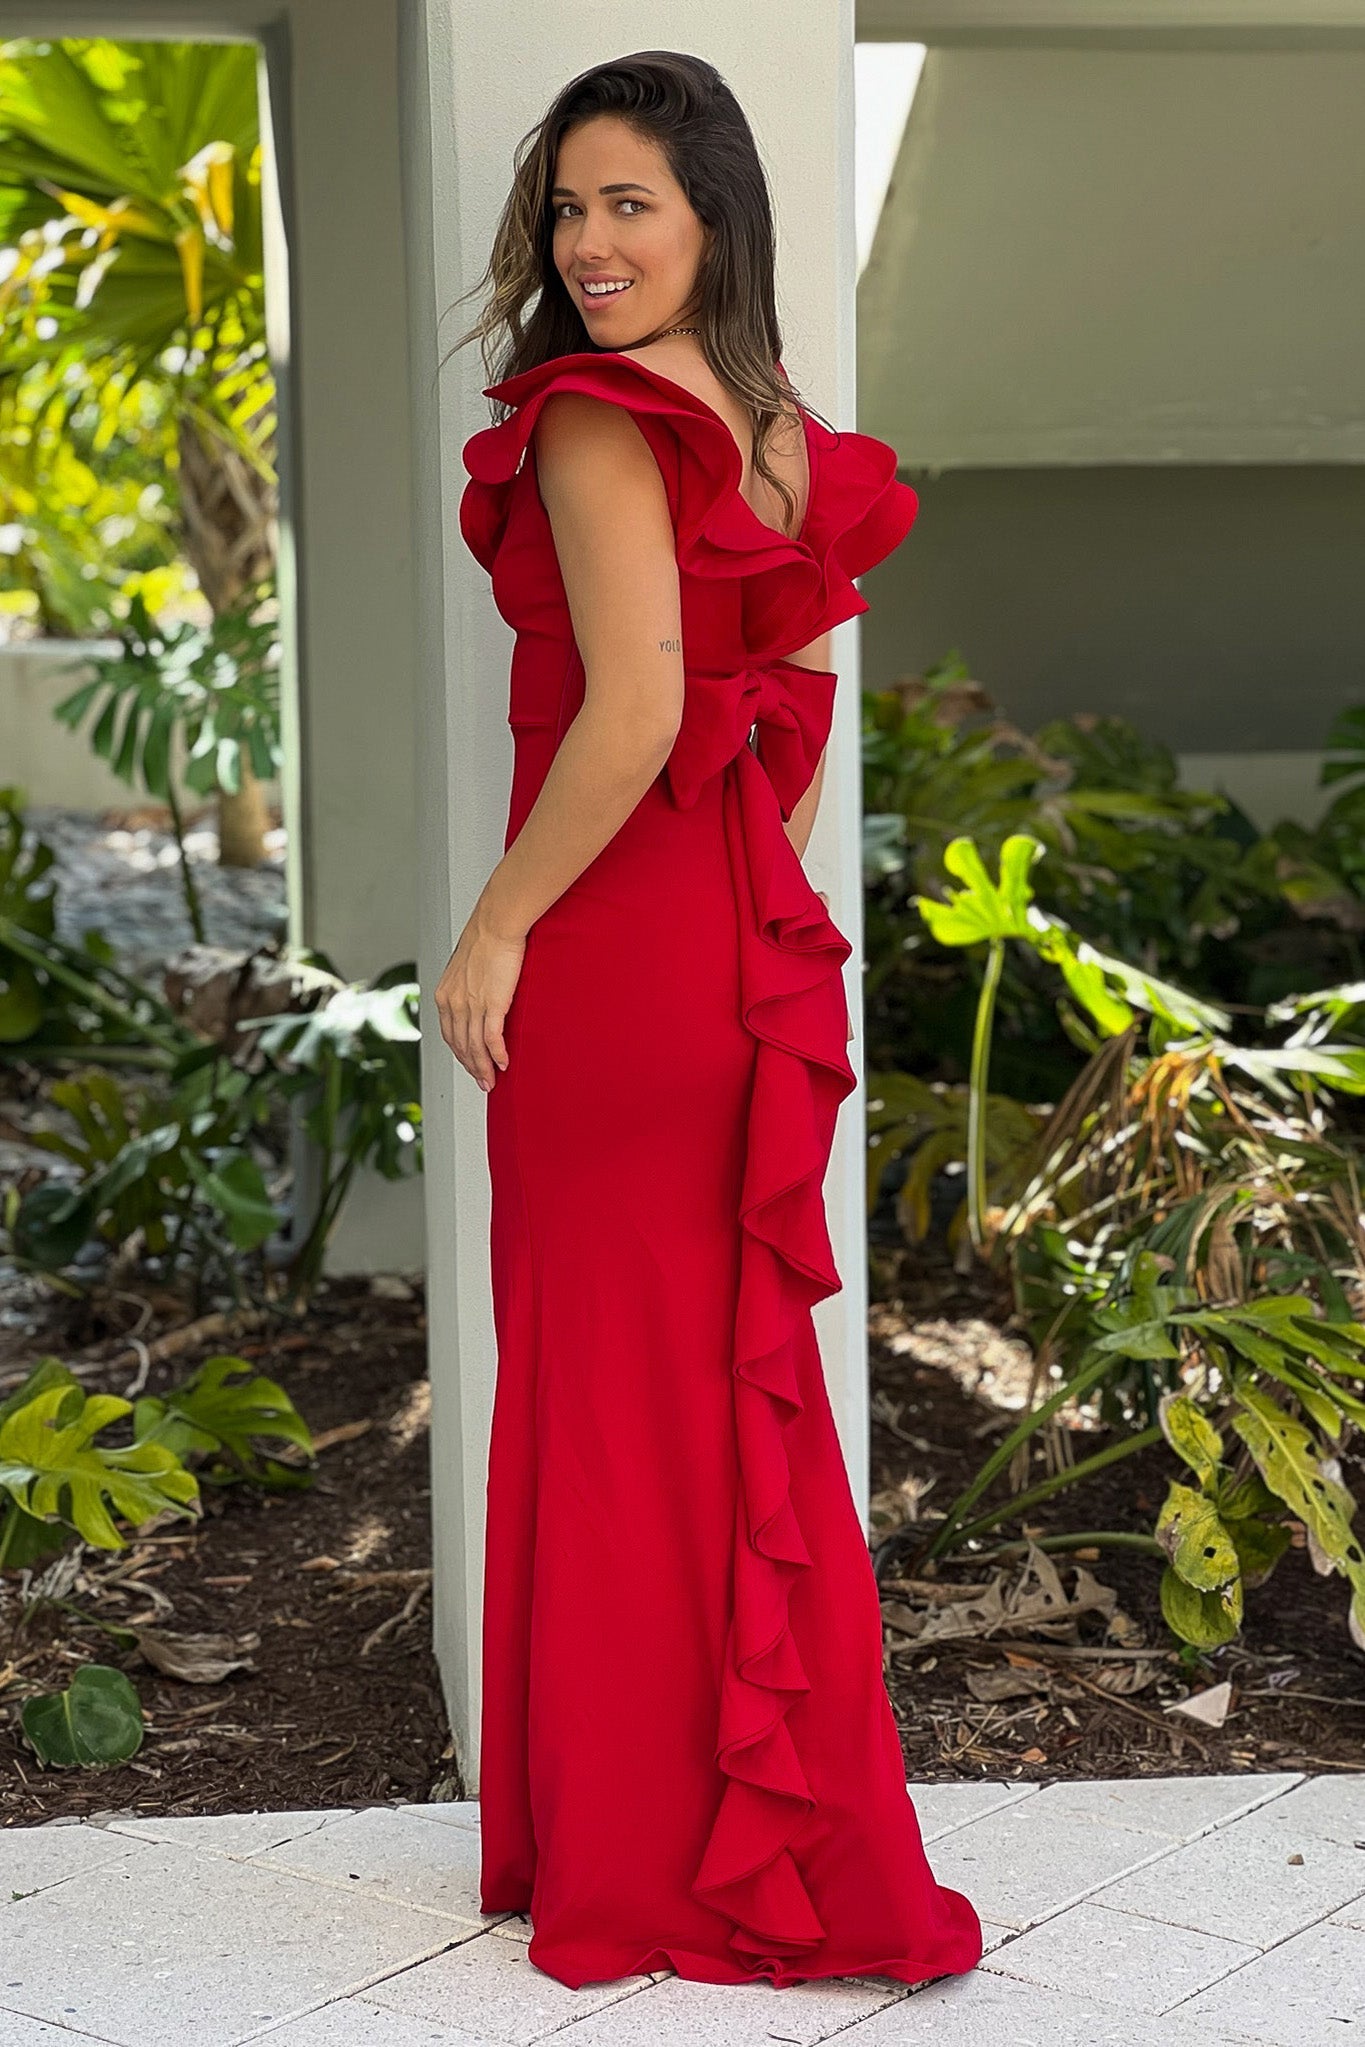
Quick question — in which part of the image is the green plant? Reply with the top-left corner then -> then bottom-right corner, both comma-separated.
910,834 -> 1223,1250
1262,706 -> 1365,908
239,968 -> 423,1301
0,356 -> 184,637
900,834 -> 1365,1655
0,37 -> 273,538
19,1663 -> 143,1768
131,1351 -> 314,1489
865,1068 -> 1042,1250
917,1251 -> 1365,1653
0,1358 -> 200,1571
0,1349 -> 313,1769
52,583 -> 281,939
0,1350 -> 313,1574
12,1060 -> 278,1301
1,786 -> 420,1305
0,36 -> 278,863
0,780 -> 56,1043
1,896 -> 421,1311
861,666 -> 1364,1090
0,785 -> 201,1066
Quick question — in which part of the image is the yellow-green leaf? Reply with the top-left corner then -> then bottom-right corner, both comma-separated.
1159,1564 -> 1242,1648
1159,1393 -> 1224,1492
1155,1480 -> 1239,1590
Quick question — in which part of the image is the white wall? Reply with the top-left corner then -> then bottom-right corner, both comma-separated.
861,45 -> 1365,467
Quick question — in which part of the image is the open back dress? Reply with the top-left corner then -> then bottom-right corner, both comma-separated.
459,349 -> 983,1991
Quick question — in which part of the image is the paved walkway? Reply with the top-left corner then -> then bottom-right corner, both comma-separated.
3,1773 -> 1362,2045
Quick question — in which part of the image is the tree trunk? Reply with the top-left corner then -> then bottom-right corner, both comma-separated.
176,414 -> 278,868
218,741 -> 274,866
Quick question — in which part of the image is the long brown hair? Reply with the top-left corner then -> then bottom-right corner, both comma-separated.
440,49 -> 831,536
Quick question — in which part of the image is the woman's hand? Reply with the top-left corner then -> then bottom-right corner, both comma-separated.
434,905 -> 526,1092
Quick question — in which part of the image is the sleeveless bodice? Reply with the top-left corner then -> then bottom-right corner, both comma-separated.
460,349 -> 918,830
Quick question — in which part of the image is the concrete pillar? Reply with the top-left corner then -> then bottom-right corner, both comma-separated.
400,1 -> 871,1787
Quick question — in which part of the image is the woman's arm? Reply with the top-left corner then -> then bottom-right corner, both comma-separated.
481,392 -> 685,931
435,392 -> 684,1090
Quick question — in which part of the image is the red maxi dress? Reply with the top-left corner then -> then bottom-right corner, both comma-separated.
459,349 -> 983,1991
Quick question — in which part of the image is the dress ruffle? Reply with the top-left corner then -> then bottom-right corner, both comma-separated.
460,349 -> 918,661
692,737 -> 859,1969
463,351 -> 942,1981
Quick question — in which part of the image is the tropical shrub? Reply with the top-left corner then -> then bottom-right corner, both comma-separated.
1,794 -> 420,1306
888,833 -> 1365,1655
0,35 -> 277,862
862,662 -> 1365,1093
52,581 -> 282,939
0,367 -> 184,637
2,1348 -> 313,1767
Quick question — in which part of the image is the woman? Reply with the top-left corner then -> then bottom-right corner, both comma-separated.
439,48 -> 983,1993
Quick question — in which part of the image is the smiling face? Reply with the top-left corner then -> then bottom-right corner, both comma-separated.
551,113 -> 712,344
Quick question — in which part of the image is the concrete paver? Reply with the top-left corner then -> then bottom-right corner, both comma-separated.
0,1839 -> 457,2047
543,1970 -> 906,2046
1092,1798 -> 1365,1947
1,1821 -> 154,1904
1174,1916 -> 1365,2044
0,1776 -> 1361,2047
100,1808 -> 356,1860
0,2014 -> 126,2046
980,1897 -> 1258,2013
247,1806 -> 492,1929
1021,1771 -> 1302,1841
792,1969 -> 1115,2046
245,2001 -> 506,2046
396,1800 -> 482,1834
918,1790 -> 1177,1928
1254,1771 -> 1365,1846
903,1779 -> 1040,1842
360,1928 -> 654,2046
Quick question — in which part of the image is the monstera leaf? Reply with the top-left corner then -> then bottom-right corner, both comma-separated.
0,1379 -> 199,1555
1232,1385 -> 1365,1652
131,1353 -> 314,1488
1153,1392 -> 1293,1650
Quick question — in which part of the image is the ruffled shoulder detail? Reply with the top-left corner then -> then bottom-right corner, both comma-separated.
459,350 -> 738,579
459,350 -> 917,657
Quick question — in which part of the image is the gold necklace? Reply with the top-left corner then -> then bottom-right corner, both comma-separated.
622,323 -> 700,347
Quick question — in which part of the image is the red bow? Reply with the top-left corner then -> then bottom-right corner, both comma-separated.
663,658 -> 837,821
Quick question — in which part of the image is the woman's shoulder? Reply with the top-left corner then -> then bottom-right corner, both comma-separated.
458,350 -> 738,578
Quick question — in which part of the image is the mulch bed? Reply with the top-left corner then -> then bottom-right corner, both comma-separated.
0,1277 -> 454,1826
870,1238 -> 1365,1785
1,1247 -> 1362,1828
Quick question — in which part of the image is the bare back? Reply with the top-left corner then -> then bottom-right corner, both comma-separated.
622,339 -> 811,541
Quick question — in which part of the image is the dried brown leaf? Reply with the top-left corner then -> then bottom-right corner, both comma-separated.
965,1665 -> 1053,1702
134,1628 -> 260,1684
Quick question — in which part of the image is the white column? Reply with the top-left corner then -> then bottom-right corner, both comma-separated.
402,0 -> 869,1786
